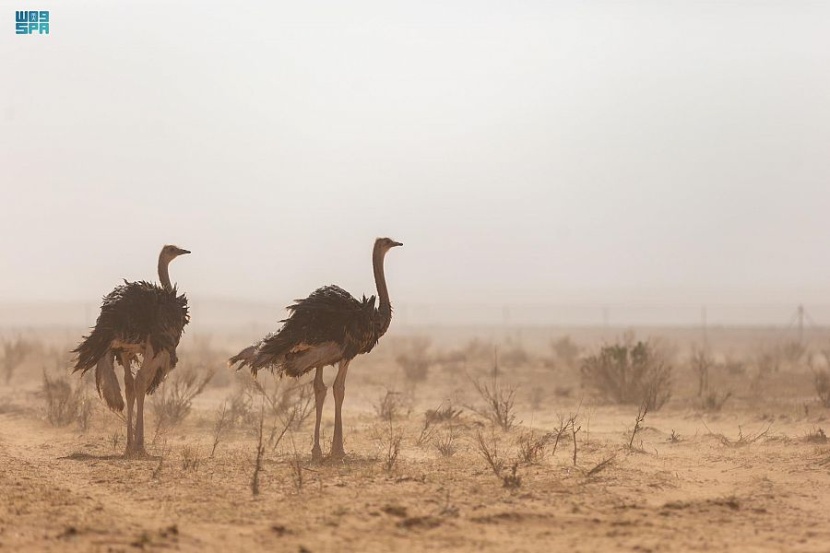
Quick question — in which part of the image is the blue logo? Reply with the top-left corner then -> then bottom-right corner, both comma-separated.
16,10 -> 49,35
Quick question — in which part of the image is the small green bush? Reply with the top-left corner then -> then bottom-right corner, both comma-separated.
580,339 -> 672,411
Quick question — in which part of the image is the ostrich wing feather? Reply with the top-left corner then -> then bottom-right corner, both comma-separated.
73,280 -> 189,381
244,285 -> 382,375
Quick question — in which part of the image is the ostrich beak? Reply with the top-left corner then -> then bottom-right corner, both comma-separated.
177,248 -> 191,255
392,241 -> 403,247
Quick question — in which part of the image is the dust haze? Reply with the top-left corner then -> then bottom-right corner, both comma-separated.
2,2 -> 830,552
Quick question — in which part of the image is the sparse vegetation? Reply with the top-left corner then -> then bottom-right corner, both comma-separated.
434,423 -> 457,458
500,339 -> 530,368
690,344 -> 713,397
246,374 -> 313,448
251,407 -> 265,497
586,455 -> 616,477
627,401 -> 648,451
702,422 -> 771,448
377,416 -> 402,473
210,402 -> 232,457
469,372 -> 518,431
581,337 -> 673,411
425,402 -> 463,424
3,337 -> 34,384
550,335 -> 581,369
374,389 -> 410,420
7,327 -> 830,550
516,428 -> 547,464
42,370 -> 92,430
804,427 -> 827,444
474,430 -> 521,490
701,390 -> 733,412
813,369 -> 830,407
152,364 -> 214,440
180,445 -> 201,471
395,336 -> 432,384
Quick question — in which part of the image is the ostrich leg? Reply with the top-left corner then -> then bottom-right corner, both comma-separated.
133,345 -> 161,456
311,367 -> 326,461
331,360 -> 351,459
122,355 -> 136,456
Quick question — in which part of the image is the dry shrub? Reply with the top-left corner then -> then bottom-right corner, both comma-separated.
152,365 -> 214,438
516,429 -> 548,464
425,403 -> 462,425
375,416 -> 402,473
626,401 -> 648,451
229,391 -> 255,423
779,341 -> 806,366
702,422 -> 771,448
701,390 -> 733,412
814,369 -> 830,407
3,337 -> 35,384
246,373 -> 314,434
434,423 -> 457,458
690,345 -> 713,397
723,356 -> 747,376
550,336 -> 581,369
469,372 -> 517,431
500,340 -> 530,368
211,402 -> 233,457
475,430 -> 521,489
463,338 -> 495,362
433,349 -> 467,375
755,348 -> 781,377
251,407 -> 265,497
415,403 -> 459,447
395,336 -> 432,384
580,337 -> 672,411
42,370 -> 92,430
374,389 -> 410,420
180,445 -> 201,471
804,427 -> 827,444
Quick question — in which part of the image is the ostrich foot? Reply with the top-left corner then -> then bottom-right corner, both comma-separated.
330,444 -> 346,460
123,445 -> 149,459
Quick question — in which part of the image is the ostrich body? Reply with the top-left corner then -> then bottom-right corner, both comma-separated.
72,245 -> 190,456
229,237 -> 402,460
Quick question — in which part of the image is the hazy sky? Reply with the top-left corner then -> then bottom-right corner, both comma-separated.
2,1 -> 830,314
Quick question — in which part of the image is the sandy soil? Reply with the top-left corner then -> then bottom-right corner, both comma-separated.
1,328 -> 830,552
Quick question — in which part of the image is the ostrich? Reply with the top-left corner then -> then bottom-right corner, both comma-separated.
229,237 -> 403,460
72,245 -> 190,457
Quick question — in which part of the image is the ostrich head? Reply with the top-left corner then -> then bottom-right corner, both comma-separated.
375,237 -> 403,253
160,244 -> 191,264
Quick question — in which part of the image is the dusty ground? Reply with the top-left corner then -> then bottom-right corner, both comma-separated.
1,327 -> 830,552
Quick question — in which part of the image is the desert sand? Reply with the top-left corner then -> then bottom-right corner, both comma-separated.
1,326 -> 829,552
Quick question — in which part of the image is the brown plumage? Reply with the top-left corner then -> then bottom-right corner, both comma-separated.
230,237 -> 402,460
72,244 -> 190,457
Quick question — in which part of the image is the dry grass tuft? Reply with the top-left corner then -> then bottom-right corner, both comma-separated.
703,422 -> 771,448
152,364 -> 214,440
469,369 -> 518,431
434,423 -> 457,458
374,389 -> 411,420
475,430 -> 522,489
516,428 -> 548,464
180,445 -> 201,471
42,370 -> 92,430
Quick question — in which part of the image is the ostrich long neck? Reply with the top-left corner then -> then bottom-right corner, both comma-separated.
158,255 -> 173,290
373,247 -> 392,334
